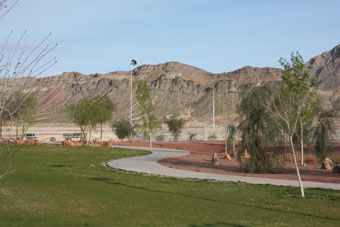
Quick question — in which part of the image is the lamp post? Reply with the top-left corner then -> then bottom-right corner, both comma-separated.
212,83 -> 215,129
130,59 -> 137,134
228,89 -> 240,157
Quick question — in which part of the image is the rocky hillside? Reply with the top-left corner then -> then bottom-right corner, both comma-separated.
305,44 -> 340,100
25,44 -> 340,124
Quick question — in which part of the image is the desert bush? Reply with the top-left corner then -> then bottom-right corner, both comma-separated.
155,134 -> 164,142
189,133 -> 196,141
208,133 -> 217,140
164,114 -> 185,141
112,118 -> 134,140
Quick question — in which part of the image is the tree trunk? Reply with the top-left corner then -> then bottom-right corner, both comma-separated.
290,135 -> 305,198
100,122 -> 103,140
16,120 -> 19,139
149,132 -> 152,148
224,137 -> 228,156
300,118 -> 304,166
0,118 -> 3,140
21,123 -> 25,140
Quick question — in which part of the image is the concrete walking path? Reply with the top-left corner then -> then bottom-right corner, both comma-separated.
108,146 -> 340,190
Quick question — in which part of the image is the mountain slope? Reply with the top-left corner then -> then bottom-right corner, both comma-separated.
24,44 -> 340,124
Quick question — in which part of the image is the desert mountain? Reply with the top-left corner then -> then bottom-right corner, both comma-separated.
26,44 -> 339,124
305,44 -> 340,100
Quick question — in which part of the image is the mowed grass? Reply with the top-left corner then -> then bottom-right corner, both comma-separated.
0,145 -> 340,227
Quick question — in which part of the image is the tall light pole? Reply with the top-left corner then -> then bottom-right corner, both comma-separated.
130,59 -> 137,131
228,89 -> 240,157
212,83 -> 215,129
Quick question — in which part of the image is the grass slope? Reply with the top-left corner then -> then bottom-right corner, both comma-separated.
0,145 -> 340,227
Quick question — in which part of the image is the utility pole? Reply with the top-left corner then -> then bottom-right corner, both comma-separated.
212,84 -> 215,129
130,59 -> 137,138
228,88 -> 240,157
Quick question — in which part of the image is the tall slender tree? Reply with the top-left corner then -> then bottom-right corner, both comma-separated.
135,80 -> 159,148
94,94 -> 116,140
262,52 -> 317,198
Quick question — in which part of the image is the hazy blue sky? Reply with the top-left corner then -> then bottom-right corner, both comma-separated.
1,0 -> 339,76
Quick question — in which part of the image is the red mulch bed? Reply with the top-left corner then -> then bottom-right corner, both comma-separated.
112,140 -> 340,184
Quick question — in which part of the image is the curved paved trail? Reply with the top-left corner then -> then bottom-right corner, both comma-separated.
107,146 -> 340,190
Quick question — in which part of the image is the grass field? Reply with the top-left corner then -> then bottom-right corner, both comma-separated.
0,145 -> 340,227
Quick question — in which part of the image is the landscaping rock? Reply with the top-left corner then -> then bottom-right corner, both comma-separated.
212,153 -> 219,165
321,162 -> 331,170
101,141 -> 112,148
50,137 -> 56,142
62,140 -> 74,147
0,139 -> 8,144
321,158 -> 333,170
34,139 -> 43,146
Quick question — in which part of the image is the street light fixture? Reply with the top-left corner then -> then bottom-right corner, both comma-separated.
130,59 -> 137,131
228,89 -> 240,157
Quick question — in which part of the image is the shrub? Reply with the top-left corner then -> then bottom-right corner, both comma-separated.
208,133 -> 217,140
112,118 -> 134,140
189,133 -> 196,141
155,134 -> 165,142
164,114 -> 185,141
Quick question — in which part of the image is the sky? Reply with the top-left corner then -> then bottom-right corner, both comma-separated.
1,0 -> 340,76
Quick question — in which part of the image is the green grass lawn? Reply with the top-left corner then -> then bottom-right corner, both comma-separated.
0,145 -> 340,227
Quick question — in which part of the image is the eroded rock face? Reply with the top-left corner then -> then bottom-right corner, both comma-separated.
305,44 -> 340,100
18,44 -> 340,123
26,62 -> 282,123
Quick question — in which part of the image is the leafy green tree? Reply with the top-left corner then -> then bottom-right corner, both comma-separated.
0,92 -> 37,140
112,118 -> 134,140
16,94 -> 37,140
135,80 -> 159,147
94,94 -> 116,140
280,52 -> 318,166
164,114 -> 186,141
263,52 -> 317,198
68,97 -> 101,143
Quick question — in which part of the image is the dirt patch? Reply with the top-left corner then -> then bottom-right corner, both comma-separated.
112,140 -> 340,184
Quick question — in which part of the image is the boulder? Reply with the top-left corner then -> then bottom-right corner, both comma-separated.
0,139 -> 8,144
34,139 -> 43,146
225,154 -> 231,160
321,162 -> 331,170
321,158 -> 333,170
16,140 -> 24,145
62,140 -> 74,147
212,153 -> 219,165
324,158 -> 333,166
101,141 -> 112,148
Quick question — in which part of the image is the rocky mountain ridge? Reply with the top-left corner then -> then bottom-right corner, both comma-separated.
26,44 -> 340,124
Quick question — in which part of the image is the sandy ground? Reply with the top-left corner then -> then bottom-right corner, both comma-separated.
112,141 -> 340,184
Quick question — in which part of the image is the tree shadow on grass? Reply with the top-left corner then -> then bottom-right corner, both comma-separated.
188,222 -> 246,227
89,177 -> 340,223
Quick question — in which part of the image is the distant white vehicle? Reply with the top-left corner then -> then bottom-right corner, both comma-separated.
25,133 -> 37,139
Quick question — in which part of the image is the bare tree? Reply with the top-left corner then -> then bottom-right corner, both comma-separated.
0,0 -> 56,194
0,0 -> 19,20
